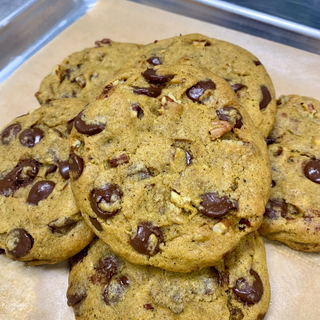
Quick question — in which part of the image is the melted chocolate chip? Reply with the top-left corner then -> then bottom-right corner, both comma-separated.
211,267 -> 229,286
69,153 -> 84,180
89,216 -> 103,231
74,112 -> 106,135
200,192 -> 238,218
117,275 -> 130,286
19,128 -> 44,148
144,304 -> 154,310
6,228 -> 34,258
264,198 -> 287,220
45,164 -> 58,177
259,86 -> 271,110
0,159 -> 40,197
186,80 -> 216,102
67,119 -> 74,134
97,256 -> 119,282
67,293 -> 87,306
0,248 -> 4,254
216,107 -> 243,129
90,184 -> 123,219
48,218 -> 76,234
1,123 -> 21,144
304,159 -> 320,184
27,180 -> 55,205
231,83 -> 244,92
69,245 -> 89,269
147,56 -> 161,66
142,68 -> 174,85
131,103 -> 144,119
271,180 -> 276,188
131,222 -> 164,255
94,38 -> 112,47
109,153 -> 129,168
58,160 -> 70,179
233,269 -> 263,304
253,60 -> 262,66
132,86 -> 162,98
265,137 -> 276,145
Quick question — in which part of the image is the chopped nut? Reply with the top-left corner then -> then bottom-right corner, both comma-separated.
109,153 -> 129,168
210,120 -> 233,140
51,64 -> 61,75
192,40 -> 210,47
72,140 -> 82,148
212,222 -> 228,233
160,95 -> 183,116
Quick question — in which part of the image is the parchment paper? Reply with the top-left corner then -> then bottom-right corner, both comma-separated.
0,0 -> 319,319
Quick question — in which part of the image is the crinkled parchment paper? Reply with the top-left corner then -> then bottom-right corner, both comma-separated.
0,0 -> 319,319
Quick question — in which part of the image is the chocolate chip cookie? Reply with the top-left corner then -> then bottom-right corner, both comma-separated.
0,99 -> 94,264
67,232 -> 270,320
69,65 -> 271,272
260,95 -> 320,252
124,33 -> 276,138
35,39 -> 142,104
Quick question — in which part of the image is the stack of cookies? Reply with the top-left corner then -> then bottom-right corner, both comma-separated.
0,34 -> 319,319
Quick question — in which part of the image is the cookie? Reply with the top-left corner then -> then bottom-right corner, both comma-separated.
35,39 -> 142,104
124,33 -> 276,138
67,232 -> 270,320
69,65 -> 271,272
0,99 -> 95,264
260,95 -> 320,252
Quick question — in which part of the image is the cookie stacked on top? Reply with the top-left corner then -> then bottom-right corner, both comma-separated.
5,33 -> 320,319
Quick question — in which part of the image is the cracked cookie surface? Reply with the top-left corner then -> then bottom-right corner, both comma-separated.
260,95 -> 320,251
124,33 -> 276,138
67,232 -> 270,320
35,39 -> 142,104
0,99 -> 94,264
69,65 -> 271,272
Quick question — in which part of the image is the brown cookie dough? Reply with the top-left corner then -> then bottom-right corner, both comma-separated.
124,33 -> 276,138
260,95 -> 320,252
0,99 -> 95,264
67,232 -> 270,320
69,65 -> 271,272
35,39 -> 142,104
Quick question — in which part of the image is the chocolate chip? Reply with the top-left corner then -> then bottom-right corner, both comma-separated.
239,218 -> 251,231
27,180 -> 55,205
211,267 -> 229,286
259,86 -> 271,110
233,269 -> 263,304
67,293 -> 87,306
144,304 -> 154,310
216,107 -> 243,129
271,180 -> 276,188
147,56 -> 161,66
186,80 -> 216,102
74,112 -> 106,135
67,119 -> 74,134
90,184 -> 123,219
142,68 -> 174,85
183,149 -> 193,166
61,68 -> 72,81
69,153 -> 84,180
45,164 -> 58,177
117,275 -> 130,286
131,103 -> 144,119
53,129 -> 63,137
1,123 -> 21,144
6,228 -> 34,258
48,218 -> 76,234
132,86 -> 162,98
253,60 -> 262,66
231,83 -> 244,92
94,38 -> 112,47
265,198 -> 287,219
257,313 -> 266,320
69,245 -> 89,269
0,159 -> 40,197
97,256 -> 119,282
19,128 -> 44,148
273,147 -> 283,157
0,248 -> 4,254
131,222 -> 164,255
304,159 -> 320,184
58,160 -> 70,179
89,216 -> 103,231
265,137 -> 276,145
109,153 -> 129,168
99,85 -> 114,99
199,192 -> 238,218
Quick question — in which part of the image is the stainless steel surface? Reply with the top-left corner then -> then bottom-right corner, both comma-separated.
0,0 -> 97,84
128,0 -> 320,54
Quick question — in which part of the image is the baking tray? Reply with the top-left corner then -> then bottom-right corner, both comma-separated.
0,0 -> 97,84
